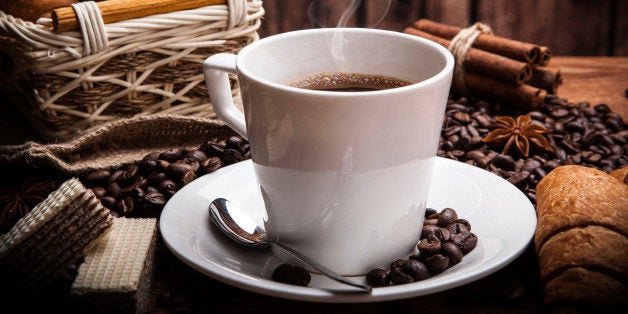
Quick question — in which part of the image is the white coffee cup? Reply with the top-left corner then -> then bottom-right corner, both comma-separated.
203,28 -> 453,276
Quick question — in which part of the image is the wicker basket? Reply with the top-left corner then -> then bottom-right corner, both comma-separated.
0,0 -> 264,142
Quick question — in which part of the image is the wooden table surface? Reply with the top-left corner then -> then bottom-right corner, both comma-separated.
548,57 -> 627,119
0,57 -> 625,313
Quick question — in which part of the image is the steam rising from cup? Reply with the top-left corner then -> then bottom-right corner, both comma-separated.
307,0 -> 391,72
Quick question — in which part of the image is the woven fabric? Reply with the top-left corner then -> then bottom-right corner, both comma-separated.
0,114 -> 236,175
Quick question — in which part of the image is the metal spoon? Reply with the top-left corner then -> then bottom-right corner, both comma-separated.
209,198 -> 372,292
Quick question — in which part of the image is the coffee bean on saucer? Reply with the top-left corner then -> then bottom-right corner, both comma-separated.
424,208 -> 437,218
365,268 -> 390,287
423,254 -> 449,275
402,259 -> 429,282
390,259 -> 406,271
437,208 -> 458,227
389,269 -> 413,285
441,242 -> 463,266
417,238 -> 441,257
271,263 -> 311,287
452,232 -> 478,254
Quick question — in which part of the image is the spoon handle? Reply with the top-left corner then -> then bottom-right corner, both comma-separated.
269,240 -> 372,292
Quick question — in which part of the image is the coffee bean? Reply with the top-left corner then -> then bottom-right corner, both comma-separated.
402,259 -> 429,281
121,176 -> 147,194
451,219 -> 471,231
99,196 -> 116,209
159,148 -> 184,162
441,242 -> 463,266
522,159 -> 541,172
446,222 -> 470,235
107,169 -> 125,185
594,104 -> 610,114
417,238 -> 441,257
121,164 -> 139,184
426,212 -> 440,220
184,150 -> 208,163
507,171 -> 529,188
92,186 -> 106,197
200,157 -> 222,174
147,171 -> 167,185
437,208 -> 458,227
226,136 -> 245,151
166,162 -> 193,179
180,158 -> 200,172
145,191 -> 166,207
424,218 -> 438,226
389,269 -> 414,285
465,150 -> 485,162
139,159 -> 157,173
159,179 -> 178,195
271,263 -> 311,287
106,182 -> 122,199
84,169 -> 111,184
390,259 -> 406,271
492,154 -> 515,171
143,152 -> 161,162
133,187 -> 145,200
116,196 -> 134,216
566,120 -> 585,133
421,224 -> 440,238
200,142 -> 225,157
180,171 -> 196,186
441,140 -> 454,151
452,232 -> 478,253
221,149 -> 242,165
365,268 -> 390,287
431,228 -> 451,242
423,254 -> 449,275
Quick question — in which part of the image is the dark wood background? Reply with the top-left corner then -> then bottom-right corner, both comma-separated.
258,0 -> 628,56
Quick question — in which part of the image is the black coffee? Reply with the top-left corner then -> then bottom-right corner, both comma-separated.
285,72 -> 412,91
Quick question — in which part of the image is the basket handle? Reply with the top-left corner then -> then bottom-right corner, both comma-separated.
203,53 -> 248,139
71,1 -> 109,56
227,0 -> 249,29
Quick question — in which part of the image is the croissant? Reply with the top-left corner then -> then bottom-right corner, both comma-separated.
534,165 -> 628,311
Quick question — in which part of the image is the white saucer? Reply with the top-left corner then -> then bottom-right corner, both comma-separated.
159,157 -> 536,303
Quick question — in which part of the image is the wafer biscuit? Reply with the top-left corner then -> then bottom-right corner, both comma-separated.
0,178 -> 114,296
70,217 -> 158,314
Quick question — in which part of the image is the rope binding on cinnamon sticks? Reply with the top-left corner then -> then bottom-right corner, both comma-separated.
447,22 -> 493,96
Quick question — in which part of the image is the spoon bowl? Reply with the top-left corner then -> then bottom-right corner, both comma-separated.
209,198 -> 372,292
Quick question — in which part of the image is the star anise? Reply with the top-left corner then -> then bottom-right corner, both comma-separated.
0,176 -> 56,228
482,115 -> 553,157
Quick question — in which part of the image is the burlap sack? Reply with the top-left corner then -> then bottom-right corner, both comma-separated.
0,114 -> 236,176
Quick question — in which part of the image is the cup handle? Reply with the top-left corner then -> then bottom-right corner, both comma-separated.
203,53 -> 248,139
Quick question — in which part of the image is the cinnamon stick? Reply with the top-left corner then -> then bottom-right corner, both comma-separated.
403,27 -> 532,85
464,71 -> 546,111
52,0 -> 226,33
535,46 -> 551,66
529,67 -> 562,94
414,19 -> 540,64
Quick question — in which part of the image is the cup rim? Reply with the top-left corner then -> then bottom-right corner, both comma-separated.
235,28 -> 454,96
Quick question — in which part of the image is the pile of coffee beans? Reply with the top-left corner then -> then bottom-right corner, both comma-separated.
81,136 -> 250,217
365,207 -> 476,287
438,95 -> 627,203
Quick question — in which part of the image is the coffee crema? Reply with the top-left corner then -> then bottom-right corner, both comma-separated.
285,72 -> 412,92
